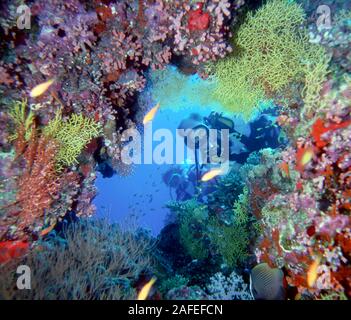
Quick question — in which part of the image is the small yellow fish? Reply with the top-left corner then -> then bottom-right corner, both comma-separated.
201,168 -> 223,182
40,223 -> 56,237
143,103 -> 160,125
137,277 -> 156,300
301,149 -> 314,167
307,256 -> 321,288
30,79 -> 55,98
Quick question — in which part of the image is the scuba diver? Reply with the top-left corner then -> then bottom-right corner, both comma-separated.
166,110 -> 285,201
162,166 -> 197,201
204,111 -> 284,163
178,110 -> 285,165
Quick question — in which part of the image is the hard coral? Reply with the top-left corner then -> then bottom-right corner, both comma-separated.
207,271 -> 252,300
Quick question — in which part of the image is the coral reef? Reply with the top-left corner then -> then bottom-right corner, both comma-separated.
171,199 -> 210,260
255,78 -> 351,299
0,0 -> 350,302
170,0 -> 243,67
166,285 -> 209,300
0,101 -> 100,240
159,274 -> 189,296
0,219 -> 154,299
165,164 -> 253,271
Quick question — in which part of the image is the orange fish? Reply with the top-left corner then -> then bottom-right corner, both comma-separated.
143,103 -> 160,125
30,79 -> 55,98
137,277 -> 156,300
201,168 -> 224,182
307,256 -> 321,287
0,241 -> 29,264
296,146 -> 314,172
279,161 -> 290,178
40,223 -> 56,237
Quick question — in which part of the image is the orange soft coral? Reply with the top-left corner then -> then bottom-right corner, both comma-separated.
311,118 -> 351,148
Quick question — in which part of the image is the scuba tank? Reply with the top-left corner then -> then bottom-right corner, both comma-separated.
177,113 -> 210,182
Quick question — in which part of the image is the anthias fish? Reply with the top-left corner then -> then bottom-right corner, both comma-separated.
279,161 -> 290,178
296,146 -> 314,172
201,168 -> 224,182
30,79 -> 55,98
137,277 -> 156,300
307,256 -> 321,288
143,103 -> 160,125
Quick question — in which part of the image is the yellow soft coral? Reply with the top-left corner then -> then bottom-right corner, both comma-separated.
208,217 -> 249,268
211,0 -> 326,119
301,47 -> 330,117
232,186 -> 250,225
210,56 -> 265,119
235,0 -> 306,92
44,111 -> 101,170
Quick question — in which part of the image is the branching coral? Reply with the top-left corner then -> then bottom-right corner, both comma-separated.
0,219 -> 154,299
301,50 -> 331,118
8,100 -> 34,153
0,130 -> 79,240
232,186 -> 249,225
234,0 -> 309,93
11,136 -> 79,238
209,55 -> 266,119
